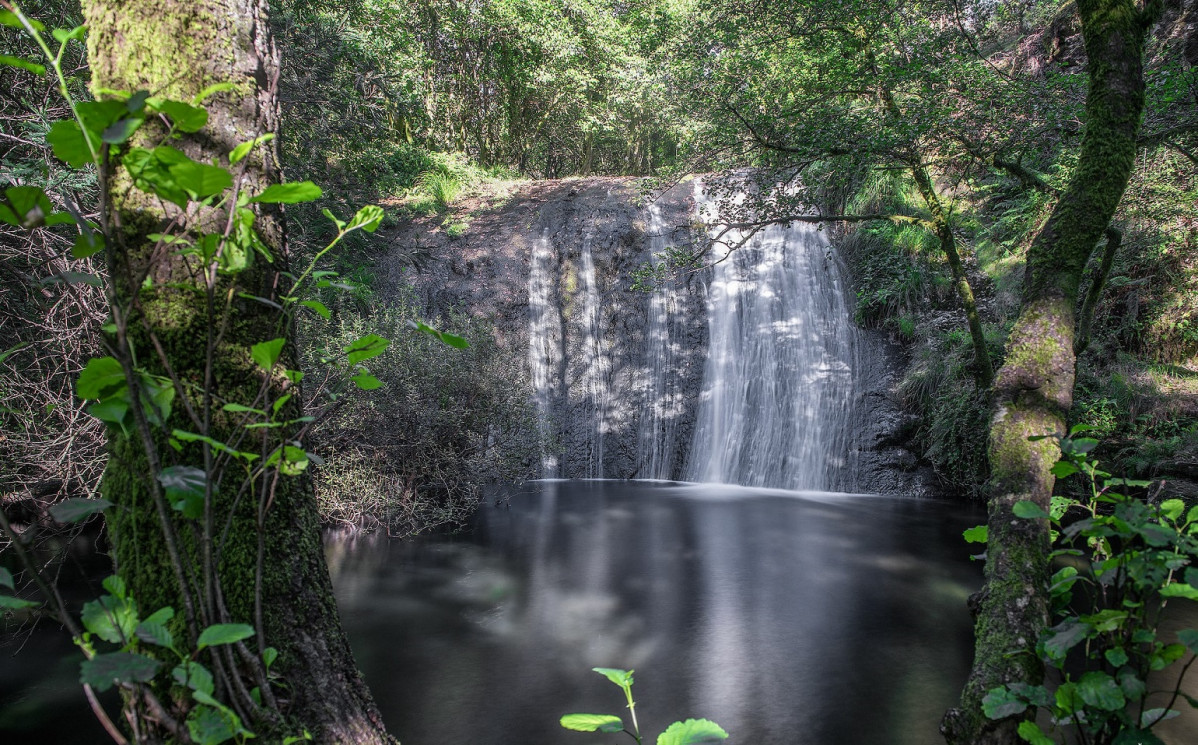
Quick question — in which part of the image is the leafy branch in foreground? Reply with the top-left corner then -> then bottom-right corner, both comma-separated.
966,428 -> 1198,745
560,667 -> 728,745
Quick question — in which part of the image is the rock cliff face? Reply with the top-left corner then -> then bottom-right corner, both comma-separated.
379,177 -> 943,496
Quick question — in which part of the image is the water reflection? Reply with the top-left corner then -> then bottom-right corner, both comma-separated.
331,480 -> 987,745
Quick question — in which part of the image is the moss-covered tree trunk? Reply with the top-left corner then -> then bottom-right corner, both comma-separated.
84,0 -> 392,741
942,1 -> 1160,743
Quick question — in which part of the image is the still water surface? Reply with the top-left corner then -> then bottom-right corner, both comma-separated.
329,480 -> 987,745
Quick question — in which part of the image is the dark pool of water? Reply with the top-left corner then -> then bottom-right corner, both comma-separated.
328,480 -> 988,745
10,480 -> 1193,744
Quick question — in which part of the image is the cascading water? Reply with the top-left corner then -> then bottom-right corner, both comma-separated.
685,182 -> 859,491
634,202 -> 685,480
576,230 -> 609,478
526,178 -> 858,488
528,228 -> 560,477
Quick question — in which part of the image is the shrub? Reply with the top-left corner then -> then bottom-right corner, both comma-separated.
303,299 -> 539,535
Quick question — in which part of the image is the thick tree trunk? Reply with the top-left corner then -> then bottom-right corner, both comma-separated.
84,1 -> 393,741
942,2 -> 1159,743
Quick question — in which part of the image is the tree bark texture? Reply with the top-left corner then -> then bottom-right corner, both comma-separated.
942,1 -> 1159,743
83,1 -> 393,741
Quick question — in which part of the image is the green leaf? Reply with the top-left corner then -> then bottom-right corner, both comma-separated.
51,25 -> 87,44
347,204 -> 384,232
2,186 -> 54,229
229,133 -> 274,165
265,445 -> 309,476
81,596 -> 138,644
1016,721 -> 1053,745
47,120 -> 95,167
171,429 -> 256,461
49,498 -> 113,523
1042,621 -> 1091,662
102,575 -> 127,600
135,618 -> 174,649
1012,501 -> 1049,520
0,55 -> 46,75
0,595 -> 39,610
1160,499 -> 1185,521
193,82 -> 235,104
1078,671 -> 1125,711
1140,708 -> 1180,728
140,374 -> 175,426
350,373 -> 383,391
0,568 -> 13,591
982,686 -> 1029,719
196,623 -> 255,650
142,606 -> 175,626
592,667 -> 634,688
322,208 -> 346,230
173,661 -> 215,696
251,338 -> 286,371
150,99 -> 208,132
1050,460 -> 1079,478
159,466 -> 207,520
187,704 -> 241,745
73,231 -> 105,259
1160,583 -> 1198,601
1105,647 -> 1129,667
963,524 -> 988,544
249,181 -> 322,204
0,10 -> 45,31
409,320 -> 469,349
169,158 -> 232,201
88,397 -> 129,431
656,719 -> 729,745
261,647 -> 278,671
101,117 -> 143,144
345,334 -> 390,364
559,714 -> 624,733
1178,629 -> 1198,654
76,357 -> 127,400
80,652 -> 160,692
299,300 -> 331,319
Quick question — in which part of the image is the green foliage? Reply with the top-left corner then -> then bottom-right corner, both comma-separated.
417,170 -> 463,211
304,298 -> 539,535
561,667 -> 728,745
629,244 -> 703,292
0,7 -> 405,740
72,577 -> 266,744
980,432 -> 1198,744
898,328 -> 997,495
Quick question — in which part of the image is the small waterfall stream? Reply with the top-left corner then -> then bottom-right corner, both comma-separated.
634,202 -> 685,479
577,231 -> 609,478
528,228 -> 560,477
685,183 -> 859,491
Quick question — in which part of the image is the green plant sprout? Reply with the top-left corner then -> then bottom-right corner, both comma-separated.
560,667 -> 728,745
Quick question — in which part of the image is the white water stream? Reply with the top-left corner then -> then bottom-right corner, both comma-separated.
685,183 -> 859,491
634,201 -> 685,479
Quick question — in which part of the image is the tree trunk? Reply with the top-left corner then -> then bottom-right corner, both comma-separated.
84,1 -> 393,741
942,2 -> 1159,743
909,164 -> 995,389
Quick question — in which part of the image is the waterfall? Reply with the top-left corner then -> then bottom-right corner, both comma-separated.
577,231 -> 608,478
526,178 -> 858,489
635,202 -> 684,479
528,228 -> 560,477
685,182 -> 858,491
